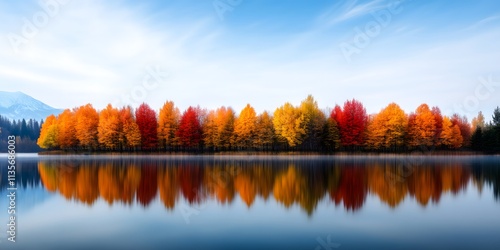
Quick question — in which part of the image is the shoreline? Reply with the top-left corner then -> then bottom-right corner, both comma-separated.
36,150 -> 498,156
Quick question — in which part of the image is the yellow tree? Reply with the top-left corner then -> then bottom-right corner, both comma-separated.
299,95 -> 326,150
273,102 -> 307,147
158,101 -> 180,150
57,109 -> 77,149
366,103 -> 407,150
440,116 -> 463,149
158,167 -> 179,209
119,106 -> 141,149
273,167 -> 306,208
37,114 -> 59,149
407,104 -> 436,148
255,111 -> 275,150
471,111 -> 485,132
367,165 -> 407,208
98,104 -> 121,150
203,110 -> 218,150
233,104 -> 257,149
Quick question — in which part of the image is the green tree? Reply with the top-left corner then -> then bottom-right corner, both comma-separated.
471,126 -> 483,151
493,107 -> 500,127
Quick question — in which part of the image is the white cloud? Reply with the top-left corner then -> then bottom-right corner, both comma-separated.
0,0 -> 498,124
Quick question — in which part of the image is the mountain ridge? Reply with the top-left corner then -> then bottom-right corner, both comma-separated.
0,91 -> 62,121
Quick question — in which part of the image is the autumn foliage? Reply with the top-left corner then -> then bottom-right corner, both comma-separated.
75,104 -> 99,149
135,103 -> 158,149
407,104 -> 436,148
37,96 -> 499,152
331,99 -> 368,147
158,101 -> 180,149
233,104 -> 257,149
176,106 -> 202,148
366,103 -> 407,150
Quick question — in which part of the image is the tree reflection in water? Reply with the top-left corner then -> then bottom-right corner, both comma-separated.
33,157 -> 500,215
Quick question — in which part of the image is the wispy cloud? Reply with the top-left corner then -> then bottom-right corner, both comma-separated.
0,0 -> 499,122
462,15 -> 500,32
317,0 -> 389,27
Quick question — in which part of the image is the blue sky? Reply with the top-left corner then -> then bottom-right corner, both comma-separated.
1,0 -> 499,121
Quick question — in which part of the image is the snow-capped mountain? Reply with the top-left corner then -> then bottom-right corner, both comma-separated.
0,91 -> 62,121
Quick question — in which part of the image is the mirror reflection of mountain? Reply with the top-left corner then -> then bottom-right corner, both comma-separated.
27,156 -> 499,215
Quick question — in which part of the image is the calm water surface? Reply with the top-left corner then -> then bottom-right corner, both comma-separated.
0,154 -> 499,250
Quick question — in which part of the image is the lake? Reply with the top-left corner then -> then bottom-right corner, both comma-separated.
1,154 -> 499,250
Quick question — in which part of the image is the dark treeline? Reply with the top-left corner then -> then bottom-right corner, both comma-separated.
36,96 -> 500,153
0,160 -> 41,190
0,115 -> 42,152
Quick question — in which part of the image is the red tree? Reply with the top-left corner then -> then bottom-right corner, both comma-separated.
330,167 -> 367,211
135,103 -> 158,149
330,105 -> 343,125
137,163 -> 158,207
176,106 -> 202,148
331,99 -> 368,147
177,164 -> 204,204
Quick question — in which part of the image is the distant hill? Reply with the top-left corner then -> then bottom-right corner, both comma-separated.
0,91 -> 62,121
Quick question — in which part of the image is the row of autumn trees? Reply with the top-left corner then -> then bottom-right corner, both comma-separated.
37,95 -> 500,152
